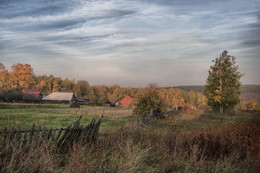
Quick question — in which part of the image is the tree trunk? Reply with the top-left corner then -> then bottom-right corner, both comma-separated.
220,105 -> 223,114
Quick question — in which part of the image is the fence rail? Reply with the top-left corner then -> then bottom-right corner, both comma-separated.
0,116 -> 102,152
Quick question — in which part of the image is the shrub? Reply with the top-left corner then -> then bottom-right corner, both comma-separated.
133,84 -> 167,118
0,89 -> 41,103
244,99 -> 260,110
22,94 -> 41,103
0,88 -> 23,102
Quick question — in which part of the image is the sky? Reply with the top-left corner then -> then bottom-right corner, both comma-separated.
0,0 -> 260,87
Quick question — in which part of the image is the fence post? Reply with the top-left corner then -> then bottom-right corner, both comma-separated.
29,124 -> 35,145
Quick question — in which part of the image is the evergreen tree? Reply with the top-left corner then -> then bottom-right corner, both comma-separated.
204,50 -> 242,113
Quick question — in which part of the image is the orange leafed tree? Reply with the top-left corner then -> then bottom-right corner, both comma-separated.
74,80 -> 89,97
0,63 -> 10,89
10,63 -> 35,89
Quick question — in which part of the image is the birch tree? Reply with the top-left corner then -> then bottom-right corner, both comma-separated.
204,50 -> 242,113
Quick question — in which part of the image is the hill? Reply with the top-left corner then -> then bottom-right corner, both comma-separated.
166,85 -> 260,101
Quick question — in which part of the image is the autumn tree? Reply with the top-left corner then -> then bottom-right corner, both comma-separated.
74,80 -> 89,97
52,77 -> 63,92
95,85 -> 109,103
244,99 -> 259,111
45,75 -> 55,93
107,85 -> 124,104
171,88 -> 185,107
204,50 -> 242,113
62,78 -> 75,92
34,75 -> 49,95
133,84 -> 166,117
0,63 -> 10,89
10,63 -> 35,89
87,87 -> 97,102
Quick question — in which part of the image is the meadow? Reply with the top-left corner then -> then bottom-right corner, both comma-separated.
0,103 -> 133,130
0,103 -> 259,172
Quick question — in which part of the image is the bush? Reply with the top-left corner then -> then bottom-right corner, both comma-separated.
70,102 -> 80,108
133,84 -> 167,118
0,89 -> 42,103
244,99 -> 260,111
22,94 -> 41,103
0,88 -> 23,102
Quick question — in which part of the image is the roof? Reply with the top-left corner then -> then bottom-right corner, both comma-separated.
22,89 -> 42,97
76,98 -> 85,102
23,89 -> 40,93
118,95 -> 134,104
42,92 -> 75,101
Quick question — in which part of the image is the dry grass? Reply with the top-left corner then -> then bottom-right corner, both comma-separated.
0,111 -> 259,173
174,109 -> 205,121
56,107 -> 133,118
0,142 -> 61,173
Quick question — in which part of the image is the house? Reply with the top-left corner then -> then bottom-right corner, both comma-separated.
115,95 -> 134,108
22,89 -> 43,100
42,91 -> 76,104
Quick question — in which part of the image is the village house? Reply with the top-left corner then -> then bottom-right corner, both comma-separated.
115,95 -> 134,108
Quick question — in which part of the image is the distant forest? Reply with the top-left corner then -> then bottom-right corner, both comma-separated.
0,63 -> 207,106
168,85 -> 260,93
1,63 -> 259,103
169,85 -> 260,101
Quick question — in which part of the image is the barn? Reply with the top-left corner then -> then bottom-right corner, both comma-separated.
22,89 -> 43,100
115,95 -> 134,108
42,91 -> 76,104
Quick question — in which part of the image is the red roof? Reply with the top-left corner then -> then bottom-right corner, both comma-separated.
118,95 -> 134,104
22,89 -> 42,97
23,89 -> 40,93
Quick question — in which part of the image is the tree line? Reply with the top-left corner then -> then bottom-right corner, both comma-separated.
0,63 -> 206,106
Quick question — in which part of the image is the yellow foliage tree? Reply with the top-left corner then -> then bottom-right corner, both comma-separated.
10,63 -> 35,89
204,51 -> 242,113
244,99 -> 259,110
0,63 -> 10,89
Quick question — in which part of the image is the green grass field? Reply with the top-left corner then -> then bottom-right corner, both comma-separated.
0,103 -> 134,130
0,102 -> 257,133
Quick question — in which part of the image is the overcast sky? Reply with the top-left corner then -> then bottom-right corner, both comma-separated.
1,0 -> 259,87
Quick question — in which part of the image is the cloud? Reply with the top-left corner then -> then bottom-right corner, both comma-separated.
240,11 -> 260,47
0,0 -> 260,86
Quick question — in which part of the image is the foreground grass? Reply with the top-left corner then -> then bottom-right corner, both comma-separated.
1,114 -> 259,173
0,103 -> 259,172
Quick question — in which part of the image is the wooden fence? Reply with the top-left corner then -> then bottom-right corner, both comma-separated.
0,116 -> 102,152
